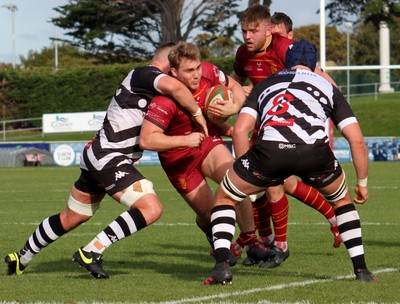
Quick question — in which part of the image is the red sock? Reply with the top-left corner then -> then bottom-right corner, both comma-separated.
292,181 -> 335,222
253,195 -> 273,241
270,194 -> 289,245
235,230 -> 258,248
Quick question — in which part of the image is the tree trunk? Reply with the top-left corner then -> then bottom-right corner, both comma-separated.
155,0 -> 183,43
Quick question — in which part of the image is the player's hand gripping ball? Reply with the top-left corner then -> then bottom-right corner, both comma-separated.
204,84 -> 233,124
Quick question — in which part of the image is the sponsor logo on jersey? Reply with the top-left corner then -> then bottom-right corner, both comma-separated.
267,118 -> 294,127
218,70 -> 226,84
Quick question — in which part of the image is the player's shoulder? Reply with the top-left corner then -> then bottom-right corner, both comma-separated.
271,34 -> 293,52
152,94 -> 173,103
148,94 -> 177,114
134,65 -> 163,79
201,61 -> 215,71
201,61 -> 226,85
235,44 -> 249,57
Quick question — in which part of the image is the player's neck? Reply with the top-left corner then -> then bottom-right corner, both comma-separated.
150,60 -> 169,73
255,35 -> 273,54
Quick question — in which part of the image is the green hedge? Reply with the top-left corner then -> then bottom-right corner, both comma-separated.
0,64 -> 140,123
0,57 -> 236,125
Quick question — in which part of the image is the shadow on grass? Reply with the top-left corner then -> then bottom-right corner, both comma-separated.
25,241 -> 355,283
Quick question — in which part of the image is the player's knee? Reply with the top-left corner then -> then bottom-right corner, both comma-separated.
249,192 -> 264,202
283,176 -> 297,194
220,170 -> 247,202
148,198 -> 163,220
120,179 -> 156,208
139,197 -> 163,225
67,194 -> 100,217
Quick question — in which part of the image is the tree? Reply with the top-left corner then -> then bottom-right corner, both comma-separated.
294,25 -> 347,65
21,44 -> 98,69
51,0 -> 240,63
325,0 -> 400,28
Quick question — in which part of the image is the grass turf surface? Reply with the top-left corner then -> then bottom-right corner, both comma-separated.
0,162 -> 399,303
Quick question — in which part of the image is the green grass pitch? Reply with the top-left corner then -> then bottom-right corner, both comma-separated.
0,162 -> 399,303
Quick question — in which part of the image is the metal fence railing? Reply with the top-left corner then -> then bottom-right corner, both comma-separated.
0,117 -> 42,141
338,81 -> 400,102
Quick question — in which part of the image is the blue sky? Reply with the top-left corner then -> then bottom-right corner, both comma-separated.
0,0 -> 326,65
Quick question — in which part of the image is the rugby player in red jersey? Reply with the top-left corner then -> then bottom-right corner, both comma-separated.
140,42 -> 272,265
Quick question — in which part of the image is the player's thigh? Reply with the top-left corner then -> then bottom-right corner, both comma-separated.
316,171 -> 351,208
182,179 -> 214,219
201,143 -> 234,183
224,166 -> 266,198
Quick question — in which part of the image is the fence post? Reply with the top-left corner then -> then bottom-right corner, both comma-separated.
2,121 -> 5,141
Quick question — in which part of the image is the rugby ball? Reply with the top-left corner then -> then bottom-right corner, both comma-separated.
204,84 -> 233,124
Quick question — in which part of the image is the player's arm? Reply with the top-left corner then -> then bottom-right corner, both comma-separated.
232,112 -> 257,158
340,123 -> 369,204
212,122 -> 234,137
157,75 -> 208,136
139,119 -> 205,152
207,75 -> 247,119
228,75 -> 247,113
231,70 -> 253,96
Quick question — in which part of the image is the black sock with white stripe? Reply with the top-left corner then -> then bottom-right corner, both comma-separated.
85,208 -> 147,254
211,205 -> 236,263
335,204 -> 367,271
19,213 -> 66,266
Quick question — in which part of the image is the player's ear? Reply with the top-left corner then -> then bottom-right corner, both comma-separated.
266,23 -> 273,36
170,68 -> 178,78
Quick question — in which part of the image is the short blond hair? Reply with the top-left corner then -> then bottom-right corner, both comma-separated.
168,42 -> 201,70
239,4 -> 271,27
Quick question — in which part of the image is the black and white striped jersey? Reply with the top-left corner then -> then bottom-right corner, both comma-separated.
81,66 -> 167,171
241,68 -> 358,145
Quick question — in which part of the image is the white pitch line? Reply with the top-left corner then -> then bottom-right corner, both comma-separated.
1,221 -> 399,227
0,268 -> 397,304
155,267 -> 399,304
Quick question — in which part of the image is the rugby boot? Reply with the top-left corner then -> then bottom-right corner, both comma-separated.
202,260 -> 232,286
331,226 -> 343,248
242,242 -> 274,266
355,268 -> 378,282
258,246 -> 290,268
72,247 -> 109,279
4,252 -> 26,275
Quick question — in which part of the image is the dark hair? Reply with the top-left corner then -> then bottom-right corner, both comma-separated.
271,12 -> 293,33
285,39 -> 317,71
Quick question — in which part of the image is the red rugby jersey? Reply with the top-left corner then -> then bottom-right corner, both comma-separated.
233,34 -> 293,85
